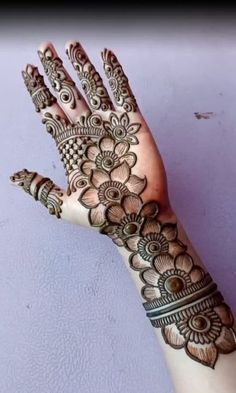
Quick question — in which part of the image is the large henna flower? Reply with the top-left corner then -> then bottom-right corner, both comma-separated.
79,161 -> 146,227
80,136 -> 136,175
104,113 -> 141,144
127,221 -> 186,271
162,303 -> 236,368
141,253 -> 205,301
101,195 -> 159,246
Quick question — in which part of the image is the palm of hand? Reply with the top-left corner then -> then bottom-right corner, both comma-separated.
11,41 -> 170,230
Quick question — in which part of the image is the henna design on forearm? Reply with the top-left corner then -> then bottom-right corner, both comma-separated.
66,42 -> 113,112
102,49 -> 137,112
38,47 -> 81,109
22,65 -> 56,112
68,112 -> 235,368
10,170 -> 64,218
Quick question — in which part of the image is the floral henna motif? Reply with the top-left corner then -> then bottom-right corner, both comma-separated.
38,47 -> 80,109
102,49 -> 137,112
101,195 -> 159,246
66,42 -> 113,111
80,136 -> 136,175
104,113 -> 140,145
22,65 -> 56,112
10,170 -> 64,218
79,161 -> 146,227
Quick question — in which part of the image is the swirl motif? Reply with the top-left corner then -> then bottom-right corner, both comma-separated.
38,47 -> 80,109
66,42 -> 113,111
102,49 -> 137,112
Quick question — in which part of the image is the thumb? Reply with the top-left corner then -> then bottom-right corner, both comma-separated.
10,169 -> 66,219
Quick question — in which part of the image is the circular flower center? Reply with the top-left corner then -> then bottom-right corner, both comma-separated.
164,276 -> 185,294
103,157 -> 113,167
147,241 -> 161,253
189,315 -> 211,333
77,179 -> 87,188
98,181 -> 129,206
123,223 -> 138,235
106,187 -> 120,200
114,126 -> 127,140
96,152 -> 119,172
138,233 -> 169,262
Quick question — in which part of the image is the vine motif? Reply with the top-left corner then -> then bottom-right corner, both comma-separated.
102,49 -> 137,112
66,42 -> 113,111
38,47 -> 80,109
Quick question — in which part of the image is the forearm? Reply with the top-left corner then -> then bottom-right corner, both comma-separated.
112,211 -> 236,393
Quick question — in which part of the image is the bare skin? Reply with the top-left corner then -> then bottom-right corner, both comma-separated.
11,41 -> 236,393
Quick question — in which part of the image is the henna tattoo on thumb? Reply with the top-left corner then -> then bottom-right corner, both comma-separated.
10,169 -> 64,218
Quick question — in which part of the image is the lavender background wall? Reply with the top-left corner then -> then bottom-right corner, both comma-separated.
1,14 -> 236,393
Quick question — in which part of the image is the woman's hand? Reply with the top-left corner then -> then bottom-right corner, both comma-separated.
11,41 -> 172,229
11,41 -> 236,372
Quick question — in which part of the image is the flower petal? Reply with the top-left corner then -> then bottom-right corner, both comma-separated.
106,204 -> 126,223
168,241 -> 186,258
186,341 -> 218,368
99,137 -> 115,152
120,153 -> 136,168
175,253 -> 193,273
214,304 -> 234,327
113,237 -> 125,247
86,145 -> 100,161
142,219 -> 161,235
154,254 -> 175,274
81,160 -> 96,175
114,141 -> 129,156
141,268 -> 159,286
126,135 -> 138,145
110,161 -> 130,183
110,113 -> 119,126
127,123 -> 141,134
142,285 -> 160,302
190,267 -> 205,283
162,324 -> 185,348
126,236 -> 140,251
122,194 -> 142,214
161,223 -> 177,241
129,252 -> 150,270
89,205 -> 106,227
120,112 -> 129,127
215,327 -> 236,353
100,224 -> 116,236
90,169 -> 110,188
79,187 -> 99,208
126,175 -> 147,195
139,201 -> 159,218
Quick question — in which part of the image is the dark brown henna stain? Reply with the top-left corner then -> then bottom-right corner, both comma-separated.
66,42 -> 113,111
102,49 -> 137,112
22,65 -> 56,112
38,47 -> 81,109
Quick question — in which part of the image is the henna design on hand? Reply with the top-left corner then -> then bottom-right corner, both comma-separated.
10,170 -> 64,218
38,47 -> 80,109
102,49 -> 137,112
12,42 -> 236,368
66,42 -> 113,112
22,65 -> 56,112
